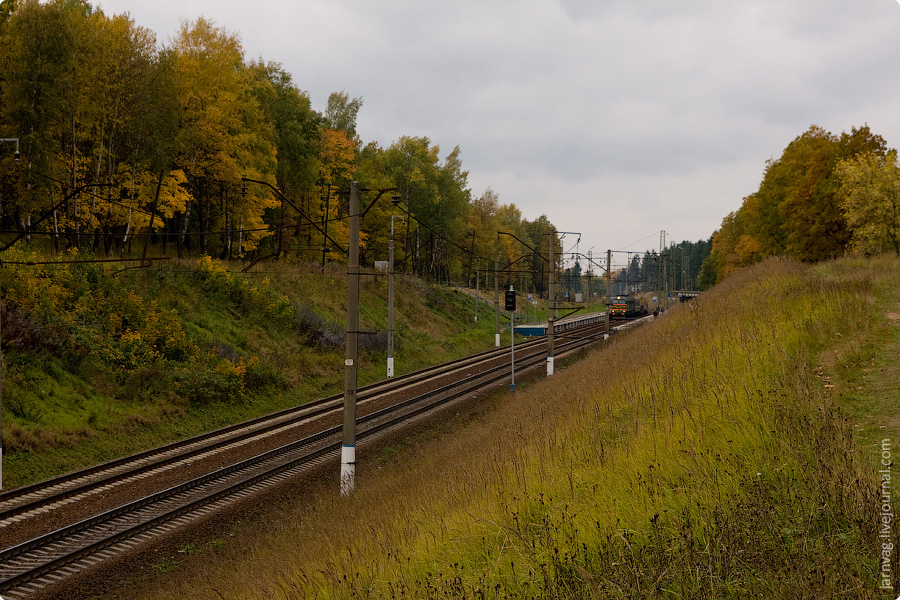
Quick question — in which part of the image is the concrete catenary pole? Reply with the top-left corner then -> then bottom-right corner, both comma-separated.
659,230 -> 667,312
509,285 -> 516,391
387,215 -> 403,378
321,187 -> 331,272
663,245 -> 669,312
494,248 -> 500,347
475,258 -> 480,323
606,249 -> 612,336
547,228 -> 556,376
341,181 -> 360,496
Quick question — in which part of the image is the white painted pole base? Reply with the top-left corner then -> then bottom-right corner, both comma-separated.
495,333 -> 501,347
387,356 -> 394,378
340,445 -> 355,496
547,356 -> 555,376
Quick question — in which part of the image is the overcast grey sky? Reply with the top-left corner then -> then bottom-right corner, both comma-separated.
97,0 -> 900,264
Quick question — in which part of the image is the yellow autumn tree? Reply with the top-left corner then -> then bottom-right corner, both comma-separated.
837,150 -> 900,256
172,17 -> 277,256
316,128 -> 357,262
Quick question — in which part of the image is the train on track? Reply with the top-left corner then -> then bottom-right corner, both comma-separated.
608,294 -> 649,319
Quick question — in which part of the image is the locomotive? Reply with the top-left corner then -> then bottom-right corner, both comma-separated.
608,294 -> 649,319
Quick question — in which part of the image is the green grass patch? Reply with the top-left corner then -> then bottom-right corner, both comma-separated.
813,257 -> 900,451
0,252 -> 502,488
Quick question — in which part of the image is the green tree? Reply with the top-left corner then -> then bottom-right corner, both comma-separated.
76,10 -> 159,252
383,137 -> 441,277
696,249 -> 718,290
763,124 -> 886,261
767,125 -> 841,260
171,17 -> 276,257
522,214 -> 559,298
837,150 -> 900,255
467,188 -> 502,286
435,145 -> 471,280
315,127 -> 357,262
0,0 -> 77,228
324,91 -> 362,143
254,61 -> 321,254
0,1 -> 185,253
702,208 -> 762,284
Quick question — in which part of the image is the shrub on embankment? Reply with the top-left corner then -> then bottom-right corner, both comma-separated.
0,249 -> 497,487
158,256 -> 890,599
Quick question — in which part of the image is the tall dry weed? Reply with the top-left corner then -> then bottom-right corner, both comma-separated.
161,257 -> 887,600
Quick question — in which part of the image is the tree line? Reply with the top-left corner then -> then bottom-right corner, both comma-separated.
0,0 -> 573,296
698,124 -> 900,286
608,240 -> 712,295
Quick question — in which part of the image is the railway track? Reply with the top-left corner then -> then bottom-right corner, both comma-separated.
0,335 -> 550,527
0,319 -> 630,598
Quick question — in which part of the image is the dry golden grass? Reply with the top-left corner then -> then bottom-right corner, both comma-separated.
118,256 -> 894,599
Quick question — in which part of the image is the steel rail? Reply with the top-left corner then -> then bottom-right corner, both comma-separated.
0,322 -> 616,597
0,335 -> 550,521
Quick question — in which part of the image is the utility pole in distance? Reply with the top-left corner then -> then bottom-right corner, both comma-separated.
606,249 -> 612,336
474,258 -> 480,323
662,247 -> 667,312
494,248 -> 500,347
506,285 -> 516,391
387,214 -> 403,378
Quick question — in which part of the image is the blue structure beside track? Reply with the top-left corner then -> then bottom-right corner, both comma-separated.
514,311 -> 606,337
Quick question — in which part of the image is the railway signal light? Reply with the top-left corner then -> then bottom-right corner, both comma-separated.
505,286 -> 516,311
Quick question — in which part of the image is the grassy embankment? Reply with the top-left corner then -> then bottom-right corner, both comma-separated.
120,256 -> 899,599
0,248 -> 534,488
